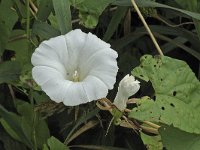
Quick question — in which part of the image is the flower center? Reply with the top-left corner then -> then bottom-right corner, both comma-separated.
72,70 -> 79,82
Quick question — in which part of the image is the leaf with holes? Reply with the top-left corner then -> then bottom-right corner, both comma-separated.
129,55 -> 200,134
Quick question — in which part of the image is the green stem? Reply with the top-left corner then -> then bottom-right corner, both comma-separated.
32,111 -> 38,150
26,0 -> 30,40
29,88 -> 34,105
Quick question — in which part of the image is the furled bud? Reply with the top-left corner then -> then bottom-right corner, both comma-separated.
113,74 -> 140,111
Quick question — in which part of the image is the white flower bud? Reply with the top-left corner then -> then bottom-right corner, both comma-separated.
113,74 -> 140,111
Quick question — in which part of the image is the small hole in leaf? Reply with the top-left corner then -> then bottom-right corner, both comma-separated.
141,65 -> 143,68
170,103 -> 175,107
150,111 -> 152,114
140,75 -> 144,77
173,91 -> 177,96
161,107 -> 165,110
160,78 -> 163,81
154,65 -> 156,67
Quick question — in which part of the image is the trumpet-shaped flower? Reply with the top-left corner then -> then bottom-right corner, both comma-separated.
31,29 -> 118,106
113,74 -> 140,111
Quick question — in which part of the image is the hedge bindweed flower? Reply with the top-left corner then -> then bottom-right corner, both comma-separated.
113,74 -> 140,111
31,29 -> 118,106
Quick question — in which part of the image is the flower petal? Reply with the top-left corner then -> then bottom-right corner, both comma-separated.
82,75 -> 108,102
64,29 -> 87,72
78,32 -> 110,64
32,66 -> 65,86
80,48 -> 118,89
31,35 -> 68,76
63,75 -> 108,106
42,79 -> 72,103
119,75 -> 140,97
63,83 -> 88,106
32,66 -> 73,103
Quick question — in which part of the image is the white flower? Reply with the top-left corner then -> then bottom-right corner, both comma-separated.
113,74 -> 140,111
31,29 -> 118,106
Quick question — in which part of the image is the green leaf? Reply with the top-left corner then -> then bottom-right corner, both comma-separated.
175,0 -> 197,12
0,0 -> 18,55
113,25 -> 200,52
79,13 -> 98,29
0,105 -> 33,147
103,6 -> 127,42
6,30 -> 31,65
16,101 -> 50,149
0,100 -> 50,149
64,108 -> 99,143
174,0 -> 200,40
0,128 -> 27,150
0,119 -> 23,143
113,0 -> 200,21
154,33 -> 200,60
37,0 -> 53,21
130,55 -> 200,134
70,145 -> 129,150
0,61 -> 21,84
32,21 -> 60,39
52,0 -> 72,34
159,125 -> 200,150
140,132 -> 163,150
71,0 -> 115,28
43,136 -> 69,150
12,0 -> 27,18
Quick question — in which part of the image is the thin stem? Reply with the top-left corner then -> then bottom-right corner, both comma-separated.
30,7 -> 37,20
8,84 -> 16,107
72,19 -> 80,24
154,14 -> 194,28
26,0 -> 30,40
29,0 -> 38,13
32,111 -> 38,150
143,121 -> 160,129
140,125 -> 159,134
130,0 -> 164,56
29,88 -> 34,105
8,34 -> 27,42
74,106 -> 79,121
97,98 -> 160,135
66,120 -> 99,144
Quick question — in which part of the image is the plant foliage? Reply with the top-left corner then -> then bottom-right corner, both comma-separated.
0,0 -> 200,149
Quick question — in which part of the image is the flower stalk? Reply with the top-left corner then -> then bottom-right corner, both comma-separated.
130,0 -> 164,56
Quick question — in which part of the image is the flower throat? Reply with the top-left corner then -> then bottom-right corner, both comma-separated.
72,70 -> 79,82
